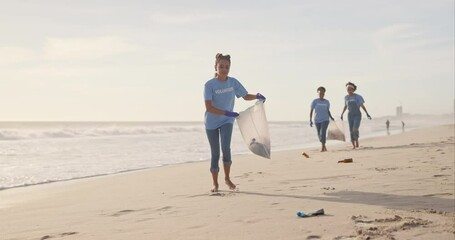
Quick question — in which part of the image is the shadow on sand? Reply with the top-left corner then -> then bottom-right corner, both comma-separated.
233,190 -> 454,212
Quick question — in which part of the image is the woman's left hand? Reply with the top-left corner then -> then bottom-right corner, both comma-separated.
256,93 -> 266,102
367,114 -> 372,120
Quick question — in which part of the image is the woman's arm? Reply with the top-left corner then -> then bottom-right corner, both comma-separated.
309,109 -> 314,127
205,100 -> 227,115
361,105 -> 371,119
328,110 -> 335,121
242,94 -> 258,101
340,105 -> 347,120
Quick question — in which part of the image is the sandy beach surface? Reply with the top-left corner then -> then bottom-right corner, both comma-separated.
1,125 -> 454,240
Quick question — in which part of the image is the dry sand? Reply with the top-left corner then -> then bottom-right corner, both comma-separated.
0,125 -> 454,240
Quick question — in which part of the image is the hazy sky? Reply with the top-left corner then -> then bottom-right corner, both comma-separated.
1,0 -> 453,121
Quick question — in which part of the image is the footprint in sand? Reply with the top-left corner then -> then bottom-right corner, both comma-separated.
236,172 -> 252,179
350,215 -> 432,238
209,191 -> 237,197
40,232 -> 78,240
333,236 -> 357,240
290,185 -> 309,191
60,232 -> 77,236
374,167 -> 398,172
414,209 -> 455,216
111,208 -> 166,217
111,209 -> 135,217
306,235 -> 321,239
374,215 -> 403,223
422,192 -> 453,197
236,171 -> 264,179
156,206 -> 173,212
209,192 -> 224,196
433,174 -> 450,177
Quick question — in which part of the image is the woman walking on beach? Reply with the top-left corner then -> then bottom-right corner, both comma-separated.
204,53 -> 266,192
341,82 -> 371,149
309,86 -> 335,152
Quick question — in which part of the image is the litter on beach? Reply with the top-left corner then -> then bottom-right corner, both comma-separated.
338,158 -> 353,163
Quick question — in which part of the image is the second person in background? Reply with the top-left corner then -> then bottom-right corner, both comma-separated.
341,82 -> 371,149
309,86 -> 335,152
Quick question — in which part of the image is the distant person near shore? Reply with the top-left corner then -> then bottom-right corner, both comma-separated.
204,53 -> 266,193
309,86 -> 335,152
386,119 -> 391,135
341,82 -> 372,149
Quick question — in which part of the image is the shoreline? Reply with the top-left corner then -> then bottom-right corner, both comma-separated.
0,124 -> 426,192
1,124 -> 454,240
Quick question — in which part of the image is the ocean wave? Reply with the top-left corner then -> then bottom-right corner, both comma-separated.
0,125 -> 204,140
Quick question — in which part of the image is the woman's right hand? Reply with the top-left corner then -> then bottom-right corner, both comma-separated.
225,111 -> 239,118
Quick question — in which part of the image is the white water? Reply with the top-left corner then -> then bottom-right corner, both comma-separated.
0,114 -> 453,190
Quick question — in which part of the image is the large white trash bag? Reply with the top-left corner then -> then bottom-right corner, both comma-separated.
327,120 -> 346,142
236,101 -> 271,159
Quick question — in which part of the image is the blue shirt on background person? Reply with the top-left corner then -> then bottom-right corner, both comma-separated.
344,94 -> 365,115
310,99 -> 331,123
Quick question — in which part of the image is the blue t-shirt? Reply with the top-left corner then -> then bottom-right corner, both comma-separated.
311,98 -> 331,123
204,77 -> 248,129
344,94 -> 365,115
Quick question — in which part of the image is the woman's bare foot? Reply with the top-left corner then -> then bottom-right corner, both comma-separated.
211,183 -> 219,192
225,178 -> 236,190
355,140 -> 359,148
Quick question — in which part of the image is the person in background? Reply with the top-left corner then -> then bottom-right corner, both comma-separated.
386,119 -> 391,135
341,82 -> 371,149
204,53 -> 266,192
309,86 -> 335,152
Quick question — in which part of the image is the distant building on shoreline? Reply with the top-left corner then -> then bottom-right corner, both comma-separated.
396,106 -> 403,118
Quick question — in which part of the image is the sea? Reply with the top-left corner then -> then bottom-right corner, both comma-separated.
0,114 -> 453,190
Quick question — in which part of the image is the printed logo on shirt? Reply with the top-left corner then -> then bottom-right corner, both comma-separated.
215,87 -> 234,94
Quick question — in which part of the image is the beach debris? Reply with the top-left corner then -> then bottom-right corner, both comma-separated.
297,208 -> 325,218
302,152 -> 310,158
338,158 -> 353,163
248,138 -> 271,158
